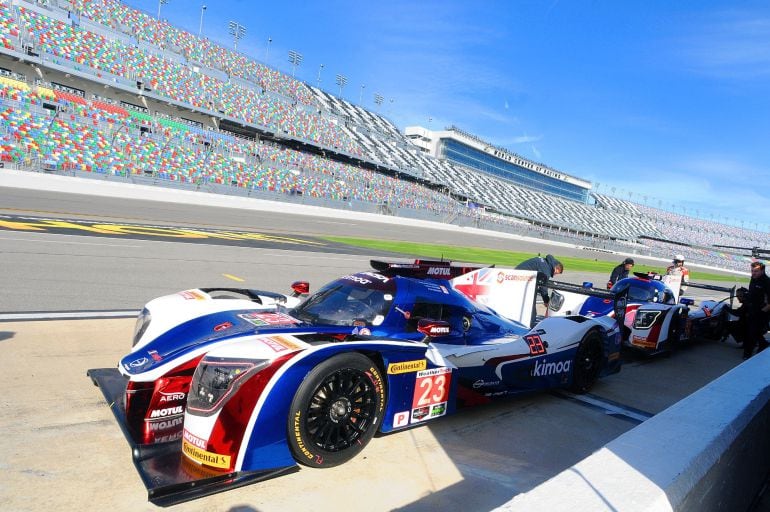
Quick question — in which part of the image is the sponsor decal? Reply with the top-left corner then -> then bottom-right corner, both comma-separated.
183,429 -> 207,449
148,350 -> 162,362
239,312 -> 299,327
360,271 -> 389,283
532,359 -> 571,377
258,335 -> 302,353
179,290 -> 205,300
128,357 -> 149,369
430,403 -> 447,417
146,416 -> 183,431
472,379 -> 501,389
388,359 -> 427,374
426,267 -> 451,276
342,274 -> 372,285
496,271 -> 536,284
149,406 -> 184,418
393,411 -> 410,428
159,391 -> 185,403
214,321 -> 233,332
412,406 -> 430,421
182,439 -> 231,469
631,336 -> 657,348
293,411 -> 315,461
367,366 -> 385,413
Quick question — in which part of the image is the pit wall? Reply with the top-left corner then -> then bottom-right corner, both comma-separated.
496,348 -> 770,512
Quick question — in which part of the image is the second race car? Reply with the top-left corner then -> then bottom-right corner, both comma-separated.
548,271 -> 735,354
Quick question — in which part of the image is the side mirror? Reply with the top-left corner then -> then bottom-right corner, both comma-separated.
417,318 -> 452,339
291,281 -> 310,297
614,294 -> 628,324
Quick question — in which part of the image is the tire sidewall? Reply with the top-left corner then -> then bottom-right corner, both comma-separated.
570,331 -> 603,394
288,352 -> 384,468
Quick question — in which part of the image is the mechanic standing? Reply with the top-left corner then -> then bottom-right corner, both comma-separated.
723,287 -> 749,347
516,254 -> 563,325
607,257 -> 634,289
744,261 -> 770,360
666,254 -> 690,294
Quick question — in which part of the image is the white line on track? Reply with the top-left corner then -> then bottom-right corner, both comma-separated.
554,390 -> 654,423
0,310 -> 139,321
0,234 -> 142,248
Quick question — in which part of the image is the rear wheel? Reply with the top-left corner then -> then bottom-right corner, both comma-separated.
570,331 -> 603,393
287,353 -> 384,468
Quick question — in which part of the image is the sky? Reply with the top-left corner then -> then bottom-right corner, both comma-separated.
123,0 -> 770,233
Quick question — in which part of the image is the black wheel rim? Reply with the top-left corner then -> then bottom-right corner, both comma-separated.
304,368 -> 377,452
578,340 -> 602,383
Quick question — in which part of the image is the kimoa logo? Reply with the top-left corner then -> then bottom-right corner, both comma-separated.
532,359 -> 571,377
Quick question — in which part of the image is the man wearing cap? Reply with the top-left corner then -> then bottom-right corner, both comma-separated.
666,254 -> 690,294
515,254 -> 564,308
608,257 -> 634,289
744,261 -> 770,359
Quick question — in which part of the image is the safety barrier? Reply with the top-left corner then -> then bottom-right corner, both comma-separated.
495,348 -> 770,512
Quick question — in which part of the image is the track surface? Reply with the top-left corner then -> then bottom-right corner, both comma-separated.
0,187 -> 749,511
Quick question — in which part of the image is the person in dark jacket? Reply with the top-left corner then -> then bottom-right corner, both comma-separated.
515,254 -> 564,307
723,287 -> 748,346
745,261 -> 770,359
607,257 -> 635,289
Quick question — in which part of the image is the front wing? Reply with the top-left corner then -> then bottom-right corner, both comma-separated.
88,368 -> 297,506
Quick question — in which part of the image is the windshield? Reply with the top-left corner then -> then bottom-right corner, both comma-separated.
291,273 -> 395,326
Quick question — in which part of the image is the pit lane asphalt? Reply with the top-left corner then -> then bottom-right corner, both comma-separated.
0,186 -> 749,511
0,319 -> 745,512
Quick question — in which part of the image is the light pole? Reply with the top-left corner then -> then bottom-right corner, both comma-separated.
317,64 -> 324,87
374,93 -> 383,109
198,5 -> 206,36
228,21 -> 246,51
266,37 -> 272,62
157,0 -> 168,20
359,84 -> 365,104
288,50 -> 303,77
336,74 -> 347,97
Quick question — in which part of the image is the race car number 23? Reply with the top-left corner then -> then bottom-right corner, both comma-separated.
412,367 -> 452,408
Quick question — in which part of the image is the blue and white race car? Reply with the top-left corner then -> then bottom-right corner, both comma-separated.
548,271 -> 735,354
89,260 -> 626,506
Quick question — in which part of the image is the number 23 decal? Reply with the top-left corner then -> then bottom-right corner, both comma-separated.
412,368 -> 452,408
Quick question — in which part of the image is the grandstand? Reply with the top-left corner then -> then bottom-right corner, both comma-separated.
0,0 -> 767,272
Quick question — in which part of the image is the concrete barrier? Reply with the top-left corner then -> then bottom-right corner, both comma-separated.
495,348 -> 770,512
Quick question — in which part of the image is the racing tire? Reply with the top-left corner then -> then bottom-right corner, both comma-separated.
570,331 -> 603,394
667,311 -> 683,346
287,352 -> 384,468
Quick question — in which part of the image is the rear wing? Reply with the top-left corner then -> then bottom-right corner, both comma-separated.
681,281 -> 736,307
546,280 -> 628,324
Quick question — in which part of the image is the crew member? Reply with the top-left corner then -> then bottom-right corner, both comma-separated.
666,254 -> 690,294
515,254 -> 564,307
608,257 -> 634,289
745,261 -> 770,360
723,287 -> 749,347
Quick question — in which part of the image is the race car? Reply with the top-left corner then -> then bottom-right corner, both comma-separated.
547,271 -> 735,354
89,259 -> 626,506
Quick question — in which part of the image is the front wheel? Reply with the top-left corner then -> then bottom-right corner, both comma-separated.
570,331 -> 603,393
287,352 -> 384,468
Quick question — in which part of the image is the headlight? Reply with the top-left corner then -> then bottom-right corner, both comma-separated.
132,308 -> 151,347
634,310 -> 661,329
187,358 -> 267,415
